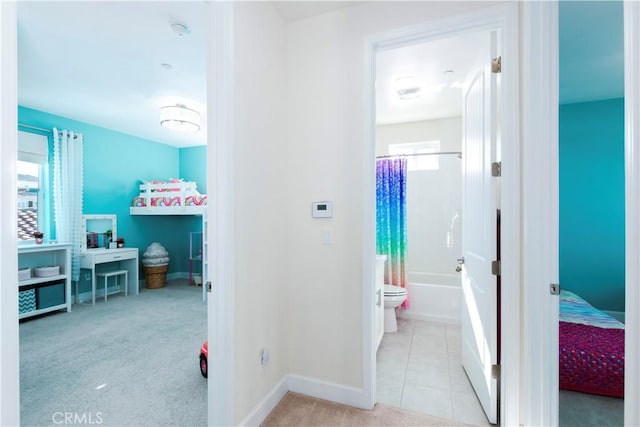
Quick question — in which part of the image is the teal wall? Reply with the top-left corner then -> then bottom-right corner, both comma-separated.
559,98 -> 625,312
18,106 -> 207,292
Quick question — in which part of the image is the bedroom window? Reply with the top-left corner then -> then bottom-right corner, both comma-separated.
388,140 -> 441,171
17,131 -> 49,241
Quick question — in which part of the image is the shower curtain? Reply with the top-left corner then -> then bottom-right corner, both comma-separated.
376,157 -> 408,308
53,128 -> 84,282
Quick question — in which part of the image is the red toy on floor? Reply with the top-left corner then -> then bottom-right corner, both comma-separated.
200,341 -> 208,378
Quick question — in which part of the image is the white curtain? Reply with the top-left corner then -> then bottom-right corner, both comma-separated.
53,128 -> 84,282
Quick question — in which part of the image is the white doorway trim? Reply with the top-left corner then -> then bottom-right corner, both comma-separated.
520,3 -> 559,426
624,2 -> 640,425
207,1 -> 235,426
0,2 -> 20,426
0,2 -> 20,425
362,4 -> 520,425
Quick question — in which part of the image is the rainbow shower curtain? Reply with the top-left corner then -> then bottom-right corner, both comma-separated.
376,158 -> 408,308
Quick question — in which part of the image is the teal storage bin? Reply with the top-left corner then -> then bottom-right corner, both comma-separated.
36,283 -> 65,309
19,289 -> 36,314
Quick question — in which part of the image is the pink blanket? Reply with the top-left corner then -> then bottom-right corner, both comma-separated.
559,321 -> 624,397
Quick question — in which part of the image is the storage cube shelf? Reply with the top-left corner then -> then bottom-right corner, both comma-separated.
18,244 -> 71,319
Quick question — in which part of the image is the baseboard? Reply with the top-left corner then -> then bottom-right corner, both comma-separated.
167,272 -> 189,280
239,375 -> 288,426
239,373 -> 370,426
397,310 -> 460,325
287,374 -> 369,409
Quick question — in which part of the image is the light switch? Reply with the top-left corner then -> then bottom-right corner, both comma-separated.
322,228 -> 332,245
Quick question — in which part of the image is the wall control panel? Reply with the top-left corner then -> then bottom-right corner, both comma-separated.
312,201 -> 333,218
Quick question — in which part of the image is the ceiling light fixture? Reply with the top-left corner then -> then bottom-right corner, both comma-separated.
170,23 -> 190,36
160,104 -> 200,132
394,76 -> 422,99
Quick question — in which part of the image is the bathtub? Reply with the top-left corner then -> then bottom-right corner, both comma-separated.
397,272 -> 461,324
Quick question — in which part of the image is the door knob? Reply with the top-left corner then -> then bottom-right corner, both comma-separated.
456,257 -> 464,273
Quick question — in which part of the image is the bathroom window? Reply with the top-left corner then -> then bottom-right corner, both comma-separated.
388,140 -> 441,171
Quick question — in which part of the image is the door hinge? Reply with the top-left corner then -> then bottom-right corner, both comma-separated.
492,56 -> 502,73
492,364 -> 501,379
491,260 -> 501,276
550,283 -> 560,295
206,281 -> 212,293
491,161 -> 501,177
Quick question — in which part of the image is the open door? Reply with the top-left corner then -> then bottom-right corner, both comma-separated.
460,30 -> 499,424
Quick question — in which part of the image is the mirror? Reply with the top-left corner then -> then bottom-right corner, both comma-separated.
82,214 -> 117,251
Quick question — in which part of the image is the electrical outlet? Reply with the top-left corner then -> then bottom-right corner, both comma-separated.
260,348 -> 270,367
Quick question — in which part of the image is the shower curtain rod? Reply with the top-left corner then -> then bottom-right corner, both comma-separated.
376,151 -> 462,159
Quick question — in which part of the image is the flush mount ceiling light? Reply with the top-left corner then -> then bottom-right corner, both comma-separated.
394,75 -> 422,99
160,104 -> 200,132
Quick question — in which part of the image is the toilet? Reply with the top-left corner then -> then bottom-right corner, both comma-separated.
383,284 -> 408,333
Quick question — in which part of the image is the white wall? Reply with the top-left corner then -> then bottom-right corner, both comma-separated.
233,2 -> 288,423
285,1 -> 497,391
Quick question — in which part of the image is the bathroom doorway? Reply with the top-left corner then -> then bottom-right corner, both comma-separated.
373,28 -> 497,426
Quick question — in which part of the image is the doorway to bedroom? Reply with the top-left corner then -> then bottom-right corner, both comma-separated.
16,2 -> 209,425
558,1 -> 625,425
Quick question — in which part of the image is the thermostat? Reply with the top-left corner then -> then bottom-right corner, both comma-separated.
312,201 -> 333,218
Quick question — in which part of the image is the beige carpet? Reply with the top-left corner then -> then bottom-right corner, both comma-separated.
262,392 -> 470,426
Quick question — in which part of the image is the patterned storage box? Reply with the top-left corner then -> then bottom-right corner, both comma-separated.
19,289 -> 36,314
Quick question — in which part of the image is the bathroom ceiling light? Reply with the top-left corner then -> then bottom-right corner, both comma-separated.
394,75 -> 422,99
160,104 -> 200,132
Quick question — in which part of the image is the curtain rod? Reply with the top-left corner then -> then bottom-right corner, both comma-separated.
376,151 -> 462,159
18,123 -> 52,133
19,123 -> 79,139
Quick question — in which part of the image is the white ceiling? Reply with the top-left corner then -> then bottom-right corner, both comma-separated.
18,1 -> 208,148
375,32 -> 488,125
16,1 -> 624,148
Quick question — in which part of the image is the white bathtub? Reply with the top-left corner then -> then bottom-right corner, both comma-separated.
397,272 -> 461,324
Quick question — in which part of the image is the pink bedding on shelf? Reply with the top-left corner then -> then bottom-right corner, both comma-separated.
130,179 -> 207,208
559,291 -> 624,398
131,194 -> 207,207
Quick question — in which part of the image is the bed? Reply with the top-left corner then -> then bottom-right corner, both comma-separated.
130,179 -> 207,215
559,290 -> 624,398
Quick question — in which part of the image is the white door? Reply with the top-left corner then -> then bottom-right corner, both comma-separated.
460,30 -> 499,424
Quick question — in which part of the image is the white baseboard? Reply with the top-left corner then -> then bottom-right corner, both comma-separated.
239,374 -> 370,426
397,310 -> 461,325
287,374 -> 369,409
239,375 -> 288,427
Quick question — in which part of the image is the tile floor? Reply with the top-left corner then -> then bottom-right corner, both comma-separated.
376,317 -> 493,426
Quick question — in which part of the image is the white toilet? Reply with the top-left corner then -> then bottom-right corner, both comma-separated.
383,284 -> 408,333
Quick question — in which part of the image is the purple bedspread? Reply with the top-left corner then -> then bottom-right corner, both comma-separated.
559,321 -> 625,397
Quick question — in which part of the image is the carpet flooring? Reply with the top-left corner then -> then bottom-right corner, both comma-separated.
261,392 -> 469,427
19,279 -> 207,427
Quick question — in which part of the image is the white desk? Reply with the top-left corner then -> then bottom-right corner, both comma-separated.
80,248 -> 139,306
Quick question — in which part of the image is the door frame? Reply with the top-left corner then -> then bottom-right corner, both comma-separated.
0,2 -> 20,425
362,3 -> 520,424
207,2 -> 235,426
624,2 -> 640,425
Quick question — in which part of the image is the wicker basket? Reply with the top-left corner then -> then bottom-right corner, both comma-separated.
144,264 -> 168,289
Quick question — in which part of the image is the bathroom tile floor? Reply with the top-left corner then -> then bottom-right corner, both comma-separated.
376,318 -> 494,426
